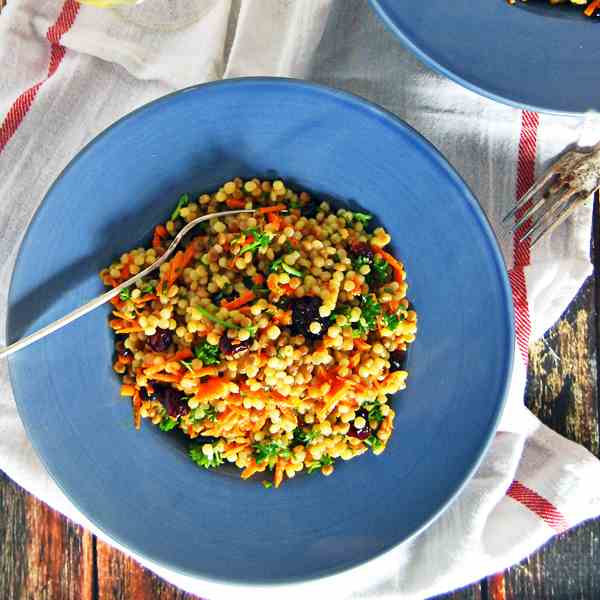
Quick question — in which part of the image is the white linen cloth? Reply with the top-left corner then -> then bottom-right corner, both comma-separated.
0,1 -> 599,598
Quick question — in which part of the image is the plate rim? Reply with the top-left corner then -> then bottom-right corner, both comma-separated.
368,0 -> 589,116
6,76 -> 515,587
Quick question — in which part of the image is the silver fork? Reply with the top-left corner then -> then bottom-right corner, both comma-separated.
0,208 -> 255,360
502,141 -> 600,246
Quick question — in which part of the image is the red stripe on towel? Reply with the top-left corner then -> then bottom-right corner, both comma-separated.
509,110 -> 539,365
507,480 -> 569,533
0,0 -> 80,154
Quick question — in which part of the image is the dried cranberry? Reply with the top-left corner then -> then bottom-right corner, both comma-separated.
389,349 -> 407,372
290,296 -> 329,341
152,384 -> 189,419
219,335 -> 250,357
211,287 -> 236,306
148,328 -> 172,352
349,241 -> 374,265
301,199 -> 319,219
348,408 -> 371,440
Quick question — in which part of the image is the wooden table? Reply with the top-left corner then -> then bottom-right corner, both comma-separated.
1,5 -> 599,598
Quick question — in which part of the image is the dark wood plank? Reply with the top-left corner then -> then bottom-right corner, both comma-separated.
96,539 -> 201,600
0,470 -> 94,600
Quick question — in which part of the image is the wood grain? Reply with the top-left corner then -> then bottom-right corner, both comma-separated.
95,539 -> 200,600
0,471 -> 94,600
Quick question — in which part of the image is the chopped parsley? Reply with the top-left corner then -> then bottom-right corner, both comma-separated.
364,400 -> 384,424
238,228 -> 273,255
189,404 -> 217,423
371,255 -> 391,284
269,256 -> 303,278
119,287 -> 131,301
307,454 -> 333,474
194,340 -> 221,365
281,263 -> 303,277
365,435 -> 383,451
292,427 -> 319,445
170,193 -> 189,221
253,440 -> 291,465
159,416 -> 178,432
141,281 -> 155,294
189,442 -> 223,469
352,295 -> 380,337
194,305 -> 256,336
352,254 -> 371,271
382,312 -> 404,331
180,359 -> 195,373
262,480 -> 273,489
351,211 -> 373,224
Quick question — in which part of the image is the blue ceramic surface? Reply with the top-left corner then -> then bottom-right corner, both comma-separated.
7,78 -> 513,584
369,0 -> 600,115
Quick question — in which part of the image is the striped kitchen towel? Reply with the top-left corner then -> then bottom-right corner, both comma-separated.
0,1 -> 599,598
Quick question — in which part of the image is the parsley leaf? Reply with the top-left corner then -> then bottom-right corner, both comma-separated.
141,281 -> 155,294
119,287 -> 131,301
292,427 -> 319,446
239,228 -> 273,255
352,295 -> 380,337
364,400 -> 384,424
189,404 -> 217,423
352,211 -> 373,224
262,480 -> 273,489
180,360 -> 195,373
170,193 -> 189,221
282,263 -> 303,278
372,255 -> 391,284
189,442 -> 223,469
194,340 -> 221,365
383,312 -> 404,331
253,440 -> 291,465
307,454 -> 333,474
365,435 -> 383,451
159,416 -> 178,432
269,256 -> 284,273
352,254 -> 371,272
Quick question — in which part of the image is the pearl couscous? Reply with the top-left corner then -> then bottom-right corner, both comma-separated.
101,178 -> 417,488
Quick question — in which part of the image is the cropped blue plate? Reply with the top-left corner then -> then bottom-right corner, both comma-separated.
369,0 -> 600,114
7,78 -> 513,584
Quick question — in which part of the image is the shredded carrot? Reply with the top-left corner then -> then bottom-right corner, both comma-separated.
116,326 -> 145,334
132,391 -> 142,430
287,237 -> 299,247
354,339 -> 372,351
267,273 -> 279,292
372,246 -> 404,283
150,373 -> 182,383
155,224 -> 168,238
226,197 -> 246,209
241,460 -> 265,480
133,294 -> 157,305
188,367 -> 219,379
585,0 -> 600,16
389,299 -> 400,313
167,251 -> 184,287
274,459 -> 285,488
120,384 -> 136,396
222,290 -> 255,310
267,212 -> 281,231
258,204 -> 286,215
195,377 -> 228,401
174,348 -> 193,361
112,310 -> 133,321
143,364 -> 166,376
317,377 -> 348,421
180,242 -> 196,271
253,273 -> 265,286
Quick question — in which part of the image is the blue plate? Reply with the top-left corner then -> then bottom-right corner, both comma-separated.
6,78 -> 513,584
369,0 -> 600,114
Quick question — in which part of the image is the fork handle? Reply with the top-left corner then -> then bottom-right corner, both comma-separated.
1,208 -> 256,360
